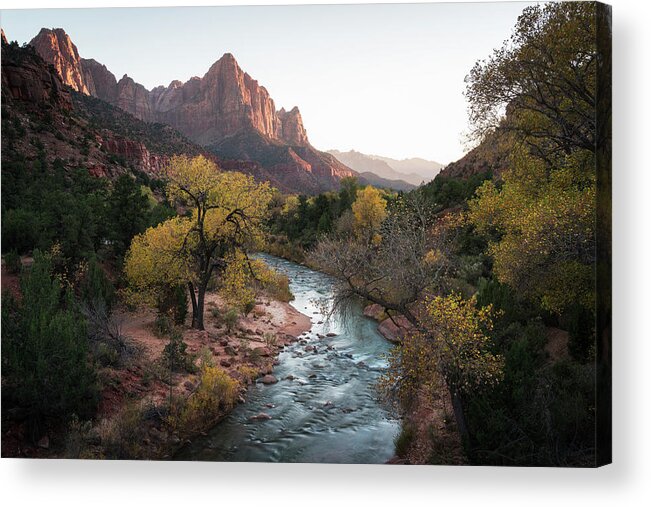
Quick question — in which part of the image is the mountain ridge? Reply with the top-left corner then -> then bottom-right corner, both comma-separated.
327,149 -> 443,186
28,27 -> 354,193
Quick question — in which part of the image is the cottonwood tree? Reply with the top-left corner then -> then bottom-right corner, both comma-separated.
124,155 -> 273,330
465,2 -> 599,321
380,294 -> 503,441
312,195 -> 501,441
468,146 -> 596,316
465,2 -> 598,161
311,193 -> 450,328
351,186 -> 387,239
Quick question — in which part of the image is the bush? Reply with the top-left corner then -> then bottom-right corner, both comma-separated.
162,328 -> 194,373
157,284 -> 188,326
169,366 -> 240,433
238,365 -> 259,385
78,257 -> 115,312
264,332 -> 278,347
1,208 -> 42,253
262,271 -> 294,303
3,250 -> 22,274
1,251 -> 98,434
97,402 -> 148,459
223,307 -> 239,332
154,313 -> 172,337
94,342 -> 120,367
243,300 -> 256,316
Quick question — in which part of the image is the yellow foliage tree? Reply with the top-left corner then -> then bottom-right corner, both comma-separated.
380,293 -> 502,442
125,155 -> 274,329
468,147 -> 596,314
351,186 -> 387,238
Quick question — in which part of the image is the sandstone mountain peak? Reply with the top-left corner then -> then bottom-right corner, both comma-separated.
30,27 -> 90,95
28,27 -> 354,192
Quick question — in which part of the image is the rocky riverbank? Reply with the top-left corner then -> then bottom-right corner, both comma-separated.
1,282 -> 311,459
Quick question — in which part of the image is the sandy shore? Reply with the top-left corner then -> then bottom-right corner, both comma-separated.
103,293 -> 312,420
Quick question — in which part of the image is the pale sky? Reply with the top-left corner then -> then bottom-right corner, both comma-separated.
1,2 -> 537,163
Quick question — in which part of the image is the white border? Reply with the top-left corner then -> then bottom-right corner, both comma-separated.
1,1 -> 649,505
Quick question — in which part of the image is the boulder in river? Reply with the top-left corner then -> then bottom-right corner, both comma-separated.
260,374 -> 278,385
250,412 -> 272,421
377,316 -> 413,344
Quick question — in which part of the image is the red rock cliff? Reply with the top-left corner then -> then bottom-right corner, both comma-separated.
28,27 -> 355,193
29,28 -> 91,95
30,29 -> 310,148
2,35 -> 72,110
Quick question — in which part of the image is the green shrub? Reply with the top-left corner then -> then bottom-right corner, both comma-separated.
157,284 -> 188,326
154,313 -> 172,337
162,328 -> 194,373
1,251 -> 98,434
3,250 -> 22,274
79,257 -> 115,312
223,307 -> 239,332
95,342 -> 120,367
264,332 -> 278,347
243,300 -> 256,316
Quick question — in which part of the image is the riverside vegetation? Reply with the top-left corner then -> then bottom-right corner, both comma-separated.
2,2 -> 607,465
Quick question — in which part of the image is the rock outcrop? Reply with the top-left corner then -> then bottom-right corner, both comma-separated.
277,106 -> 309,146
80,58 -> 117,102
1,35 -> 72,110
437,130 -> 509,180
29,28 -> 90,95
100,137 -> 168,176
377,316 -> 413,344
28,27 -> 354,192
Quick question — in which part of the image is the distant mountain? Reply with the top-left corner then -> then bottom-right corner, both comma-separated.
356,172 -> 415,192
28,27 -> 355,194
371,155 -> 444,181
327,149 -> 442,186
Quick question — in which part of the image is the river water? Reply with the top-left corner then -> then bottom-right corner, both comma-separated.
175,254 -> 399,464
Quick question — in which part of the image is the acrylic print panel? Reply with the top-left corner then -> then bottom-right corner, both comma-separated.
0,1 -> 611,467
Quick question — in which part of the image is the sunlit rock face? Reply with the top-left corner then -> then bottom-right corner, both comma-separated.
29,28 -> 353,192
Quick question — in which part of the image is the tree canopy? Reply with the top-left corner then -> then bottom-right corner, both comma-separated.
465,2 -> 598,160
125,155 -> 274,329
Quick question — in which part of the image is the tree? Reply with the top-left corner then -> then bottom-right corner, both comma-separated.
107,174 -> 150,256
465,2 -> 598,160
2,251 -> 97,435
468,136 -> 596,317
312,193 -> 456,328
380,294 -> 503,442
351,186 -> 387,237
124,155 -> 273,330
313,196 -> 501,443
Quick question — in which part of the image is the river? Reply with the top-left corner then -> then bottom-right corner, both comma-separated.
174,254 -> 399,464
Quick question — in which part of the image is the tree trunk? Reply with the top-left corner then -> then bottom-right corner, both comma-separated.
194,282 -> 207,330
450,386 -> 470,447
188,282 -> 199,329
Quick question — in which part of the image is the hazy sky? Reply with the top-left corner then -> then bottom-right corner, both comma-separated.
1,2 -> 536,163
